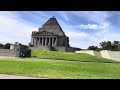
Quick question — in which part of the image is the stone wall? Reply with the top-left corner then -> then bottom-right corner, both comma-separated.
109,51 -> 120,61
29,46 -> 50,51
100,50 -> 111,59
0,44 -> 29,57
0,49 -> 17,57
30,46 -> 80,52
66,47 -> 81,52
30,46 -> 67,52
75,50 -> 102,57
53,46 -> 67,52
94,51 -> 102,57
76,50 -> 120,61
100,50 -> 120,61
76,50 -> 95,56
53,46 -> 79,52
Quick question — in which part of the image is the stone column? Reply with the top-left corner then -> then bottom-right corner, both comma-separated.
33,37 -> 34,46
52,38 -> 54,46
35,37 -> 37,45
55,38 -> 57,46
45,37 -> 47,46
49,37 -> 51,46
40,37 -> 42,45
34,37 -> 35,46
36,37 -> 38,45
32,37 -> 34,46
33,37 -> 35,46
38,37 -> 40,45
37,37 -> 38,45
31,37 -> 33,45
42,37 -> 44,45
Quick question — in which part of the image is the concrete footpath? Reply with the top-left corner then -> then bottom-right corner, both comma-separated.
0,74 -> 47,79
0,56 -> 17,58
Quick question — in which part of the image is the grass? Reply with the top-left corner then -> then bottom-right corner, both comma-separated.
0,58 -> 120,79
31,50 -> 117,63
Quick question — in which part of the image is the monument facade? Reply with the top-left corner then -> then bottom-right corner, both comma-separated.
29,16 -> 80,52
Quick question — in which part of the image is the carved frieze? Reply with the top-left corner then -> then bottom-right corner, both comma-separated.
32,31 -> 58,36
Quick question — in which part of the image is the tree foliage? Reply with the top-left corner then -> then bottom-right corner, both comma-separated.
0,43 -> 12,49
87,46 -> 98,50
100,41 -> 120,51
100,41 -> 112,50
87,41 -> 120,51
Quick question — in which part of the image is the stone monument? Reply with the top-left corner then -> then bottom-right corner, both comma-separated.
29,16 -> 80,52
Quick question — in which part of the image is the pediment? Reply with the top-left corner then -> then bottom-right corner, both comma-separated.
33,31 -> 57,36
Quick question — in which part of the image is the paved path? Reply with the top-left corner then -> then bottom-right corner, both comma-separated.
0,56 -> 17,58
0,74 -> 47,79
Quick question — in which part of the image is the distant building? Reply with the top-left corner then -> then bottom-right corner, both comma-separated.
29,16 -> 81,52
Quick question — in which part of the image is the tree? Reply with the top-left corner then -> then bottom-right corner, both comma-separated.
118,44 -> 120,51
0,43 -> 3,48
111,44 -> 118,51
87,41 -> 120,51
100,41 -> 120,51
100,41 -> 112,50
87,46 -> 98,50
2,43 -> 12,49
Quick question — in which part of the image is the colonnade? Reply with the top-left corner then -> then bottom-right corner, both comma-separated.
32,37 -> 58,46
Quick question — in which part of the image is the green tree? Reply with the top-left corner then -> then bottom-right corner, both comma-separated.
100,41 -> 120,51
100,41 -> 112,50
87,46 -> 98,50
0,43 -> 3,48
118,44 -> 120,51
2,43 -> 12,49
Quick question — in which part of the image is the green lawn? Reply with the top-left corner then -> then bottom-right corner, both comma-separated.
31,50 -> 117,63
0,58 -> 120,79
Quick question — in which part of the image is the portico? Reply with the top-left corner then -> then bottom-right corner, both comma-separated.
32,36 -> 58,46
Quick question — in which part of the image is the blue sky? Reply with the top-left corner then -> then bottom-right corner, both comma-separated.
0,11 -> 120,49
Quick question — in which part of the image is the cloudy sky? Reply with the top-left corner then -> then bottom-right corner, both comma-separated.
0,11 -> 120,49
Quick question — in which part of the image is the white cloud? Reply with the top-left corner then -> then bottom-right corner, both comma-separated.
101,33 -> 120,42
80,24 -> 99,30
61,12 -> 120,49
0,11 -> 37,45
79,21 -> 110,30
70,42 -> 86,49
66,31 -> 88,38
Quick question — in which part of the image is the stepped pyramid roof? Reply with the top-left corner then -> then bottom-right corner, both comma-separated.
38,16 -> 66,36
